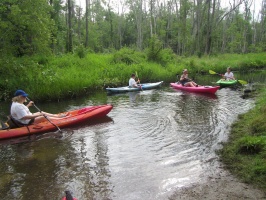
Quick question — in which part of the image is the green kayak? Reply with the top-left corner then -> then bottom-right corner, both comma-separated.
216,79 -> 238,87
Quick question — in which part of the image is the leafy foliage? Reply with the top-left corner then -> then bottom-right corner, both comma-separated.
146,35 -> 163,62
112,47 -> 145,64
0,0 -> 54,56
1,0 -> 265,56
237,136 -> 266,154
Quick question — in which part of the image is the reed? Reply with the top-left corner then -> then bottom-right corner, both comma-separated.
0,52 -> 265,101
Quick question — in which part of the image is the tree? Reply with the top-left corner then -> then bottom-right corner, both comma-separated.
85,0 -> 90,48
66,0 -> 73,52
0,0 -> 54,56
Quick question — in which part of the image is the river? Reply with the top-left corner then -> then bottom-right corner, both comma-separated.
1,77 -> 258,200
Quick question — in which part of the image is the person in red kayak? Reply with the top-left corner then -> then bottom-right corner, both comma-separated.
10,89 -> 67,125
129,73 -> 141,88
223,67 -> 235,80
180,69 -> 198,87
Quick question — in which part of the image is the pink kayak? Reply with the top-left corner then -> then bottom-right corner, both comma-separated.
170,83 -> 220,94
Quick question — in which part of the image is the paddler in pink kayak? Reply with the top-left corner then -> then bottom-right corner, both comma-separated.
179,69 -> 198,87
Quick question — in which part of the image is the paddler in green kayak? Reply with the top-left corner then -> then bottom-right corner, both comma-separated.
222,67 -> 235,80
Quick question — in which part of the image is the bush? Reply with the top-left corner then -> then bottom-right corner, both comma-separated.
112,47 -> 145,64
237,136 -> 266,154
75,45 -> 86,58
146,35 -> 163,62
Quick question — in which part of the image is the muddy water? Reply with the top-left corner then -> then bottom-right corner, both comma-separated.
0,85 -> 255,199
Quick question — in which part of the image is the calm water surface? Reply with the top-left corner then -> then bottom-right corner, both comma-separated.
0,83 -> 255,199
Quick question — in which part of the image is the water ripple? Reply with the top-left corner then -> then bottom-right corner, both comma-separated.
0,87 -> 255,200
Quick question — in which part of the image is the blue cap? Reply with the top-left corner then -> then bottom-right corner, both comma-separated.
14,90 -> 28,97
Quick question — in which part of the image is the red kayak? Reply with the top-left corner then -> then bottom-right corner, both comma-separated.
0,105 -> 113,140
170,83 -> 220,94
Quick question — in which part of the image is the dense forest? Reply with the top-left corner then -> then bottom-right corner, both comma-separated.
0,0 -> 265,57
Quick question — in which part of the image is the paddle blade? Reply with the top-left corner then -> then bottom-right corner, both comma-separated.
135,71 -> 138,78
209,70 -> 218,75
238,80 -> 247,85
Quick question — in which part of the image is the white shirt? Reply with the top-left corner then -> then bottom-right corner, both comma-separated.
129,78 -> 137,87
224,72 -> 234,80
11,102 -> 32,124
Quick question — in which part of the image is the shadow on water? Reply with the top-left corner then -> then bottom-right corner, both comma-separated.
107,91 -> 141,104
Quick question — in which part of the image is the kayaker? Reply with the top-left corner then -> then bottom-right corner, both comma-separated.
129,73 -> 141,88
223,67 -> 235,80
10,90 -> 67,125
180,69 -> 198,87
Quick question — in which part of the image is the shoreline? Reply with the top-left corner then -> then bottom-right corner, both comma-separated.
169,164 -> 266,199
170,87 -> 266,199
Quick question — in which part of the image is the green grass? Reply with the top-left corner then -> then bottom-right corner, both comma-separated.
0,52 -> 266,101
219,87 -> 266,191
0,51 -> 266,192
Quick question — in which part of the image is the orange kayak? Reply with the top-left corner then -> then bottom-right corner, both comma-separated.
0,105 -> 113,140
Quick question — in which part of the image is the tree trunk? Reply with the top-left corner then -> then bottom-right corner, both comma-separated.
67,0 -> 73,52
150,0 -> 154,36
85,0 -> 89,48
242,0 -> 252,53
108,0 -> 114,48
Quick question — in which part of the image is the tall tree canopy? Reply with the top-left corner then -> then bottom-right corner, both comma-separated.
0,0 -> 265,57
0,0 -> 54,56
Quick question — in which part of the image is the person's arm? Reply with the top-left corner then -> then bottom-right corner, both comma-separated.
180,74 -> 190,81
180,75 -> 185,81
230,72 -> 235,80
133,82 -> 138,87
22,112 -> 43,120
223,73 -> 227,79
224,73 -> 234,80
26,101 -> 34,108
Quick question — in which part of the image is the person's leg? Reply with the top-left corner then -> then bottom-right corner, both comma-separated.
33,115 -> 65,124
184,82 -> 195,87
191,81 -> 198,87
35,111 -> 68,118
41,111 -> 60,117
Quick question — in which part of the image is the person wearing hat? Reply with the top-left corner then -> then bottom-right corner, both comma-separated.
10,90 -> 66,125
180,69 -> 198,87
129,73 -> 141,88
223,67 -> 235,80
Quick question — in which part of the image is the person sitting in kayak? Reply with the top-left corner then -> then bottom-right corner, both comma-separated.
10,90 -> 67,125
223,67 -> 235,80
180,69 -> 198,87
129,73 -> 141,88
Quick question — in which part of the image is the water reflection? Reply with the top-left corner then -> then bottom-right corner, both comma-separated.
128,92 -> 140,103
0,85 -> 256,200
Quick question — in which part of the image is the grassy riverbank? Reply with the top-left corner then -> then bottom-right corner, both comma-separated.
0,50 -> 266,193
219,87 -> 266,191
0,51 -> 266,101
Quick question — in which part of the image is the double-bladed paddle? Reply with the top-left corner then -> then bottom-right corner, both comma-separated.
26,97 -> 62,132
209,70 -> 247,85
135,71 -> 143,91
